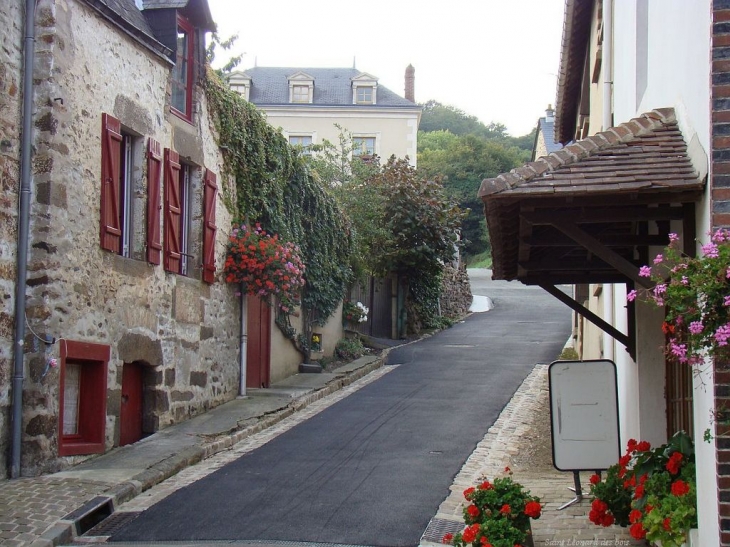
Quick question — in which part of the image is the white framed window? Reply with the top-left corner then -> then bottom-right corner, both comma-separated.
356,86 -> 374,104
353,136 -> 376,157
289,135 -> 313,155
292,85 -> 310,103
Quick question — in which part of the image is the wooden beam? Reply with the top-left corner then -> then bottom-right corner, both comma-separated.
515,190 -> 703,209
549,220 -> 653,288
522,206 -> 685,225
539,283 -> 631,349
523,233 -> 669,247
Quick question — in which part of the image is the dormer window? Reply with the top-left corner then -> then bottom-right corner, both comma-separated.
351,72 -> 378,105
228,71 -> 252,101
292,85 -> 310,103
171,15 -> 195,121
356,86 -> 374,104
287,71 -> 315,104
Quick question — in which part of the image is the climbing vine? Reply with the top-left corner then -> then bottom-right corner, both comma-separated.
204,69 -> 354,357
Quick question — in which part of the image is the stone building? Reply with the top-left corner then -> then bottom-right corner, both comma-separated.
1,0 -> 243,476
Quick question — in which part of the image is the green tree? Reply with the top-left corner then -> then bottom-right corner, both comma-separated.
418,134 -> 525,256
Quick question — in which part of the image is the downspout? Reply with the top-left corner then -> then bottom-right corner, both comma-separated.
601,0 -> 615,362
10,0 -> 37,479
239,288 -> 247,397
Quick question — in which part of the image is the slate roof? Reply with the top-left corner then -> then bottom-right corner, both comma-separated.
93,0 -> 158,42
244,67 -> 419,108
142,0 -> 215,30
538,117 -> 562,155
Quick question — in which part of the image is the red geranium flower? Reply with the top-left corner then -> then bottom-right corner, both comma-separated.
629,509 -> 643,524
626,438 -> 638,452
671,479 -> 690,496
601,513 -> 615,527
441,533 -> 453,544
467,504 -> 480,518
629,522 -> 647,539
499,504 -> 511,515
463,487 -> 475,499
462,523 -> 480,544
636,440 -> 651,452
591,499 -> 608,512
589,474 -> 600,485
479,480 -> 493,490
524,501 -> 541,518
666,452 -> 683,475
663,517 -> 672,531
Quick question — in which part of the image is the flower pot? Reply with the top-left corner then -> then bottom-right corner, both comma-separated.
653,528 -> 697,547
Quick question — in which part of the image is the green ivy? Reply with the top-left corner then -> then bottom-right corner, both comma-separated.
204,69 -> 354,354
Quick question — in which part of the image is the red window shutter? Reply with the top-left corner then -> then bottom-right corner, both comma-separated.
100,113 -> 122,252
202,169 -> 218,283
164,149 -> 182,273
146,139 -> 162,264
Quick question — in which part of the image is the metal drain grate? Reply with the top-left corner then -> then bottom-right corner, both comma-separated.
82,511 -> 141,537
421,517 -> 464,543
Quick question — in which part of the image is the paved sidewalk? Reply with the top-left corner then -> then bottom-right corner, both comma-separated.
0,354 -> 386,547
1,356 -> 643,547
420,365 -> 643,547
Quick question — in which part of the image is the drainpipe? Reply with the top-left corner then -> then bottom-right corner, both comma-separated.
10,0 -> 37,479
239,288 -> 247,397
602,0 -> 615,362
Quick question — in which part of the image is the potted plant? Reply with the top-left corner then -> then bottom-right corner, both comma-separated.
442,468 -> 541,547
588,432 -> 697,547
342,300 -> 368,330
628,229 -> 730,367
224,222 -> 306,314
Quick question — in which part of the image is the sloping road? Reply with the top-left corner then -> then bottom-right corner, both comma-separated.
110,275 -> 570,546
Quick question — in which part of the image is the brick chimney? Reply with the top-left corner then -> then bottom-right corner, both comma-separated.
405,64 -> 415,102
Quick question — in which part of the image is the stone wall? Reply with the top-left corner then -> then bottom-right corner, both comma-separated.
439,263 -> 472,319
1,0 -> 242,476
0,0 -> 24,476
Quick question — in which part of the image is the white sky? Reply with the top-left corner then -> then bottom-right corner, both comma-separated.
207,0 -> 566,137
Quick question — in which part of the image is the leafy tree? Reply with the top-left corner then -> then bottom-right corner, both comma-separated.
418,133 -> 525,256
307,129 -> 465,334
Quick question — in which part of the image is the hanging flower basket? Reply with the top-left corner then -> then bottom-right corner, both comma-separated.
629,229 -> 730,366
224,223 -> 305,313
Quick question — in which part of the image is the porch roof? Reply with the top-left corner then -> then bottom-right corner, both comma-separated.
478,108 -> 704,288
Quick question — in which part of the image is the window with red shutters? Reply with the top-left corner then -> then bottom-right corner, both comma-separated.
164,149 -> 182,273
147,139 -> 162,264
202,169 -> 217,283
100,113 -> 122,252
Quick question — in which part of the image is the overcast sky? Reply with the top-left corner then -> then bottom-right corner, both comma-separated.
207,0 -> 566,137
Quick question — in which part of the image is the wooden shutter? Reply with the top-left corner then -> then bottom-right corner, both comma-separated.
100,113 -> 122,252
163,148 -> 182,273
202,169 -> 218,283
146,139 -> 162,264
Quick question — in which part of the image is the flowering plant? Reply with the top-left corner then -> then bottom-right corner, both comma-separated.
588,432 -> 696,547
224,223 -> 305,313
342,300 -> 368,326
442,468 -> 541,547
628,229 -> 730,366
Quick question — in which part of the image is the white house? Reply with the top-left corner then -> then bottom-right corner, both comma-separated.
480,1 -> 721,544
229,65 -> 421,165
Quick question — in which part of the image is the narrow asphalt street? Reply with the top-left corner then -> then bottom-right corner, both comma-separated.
107,271 -> 571,546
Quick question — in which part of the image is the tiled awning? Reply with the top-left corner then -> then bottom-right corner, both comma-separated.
479,108 -> 704,288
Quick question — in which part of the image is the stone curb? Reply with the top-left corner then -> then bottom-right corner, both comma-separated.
43,350 -> 392,546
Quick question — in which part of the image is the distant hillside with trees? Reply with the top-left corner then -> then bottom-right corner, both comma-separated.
417,101 -> 535,263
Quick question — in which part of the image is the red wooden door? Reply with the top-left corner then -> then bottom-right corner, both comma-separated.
120,362 -> 143,446
246,295 -> 271,388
